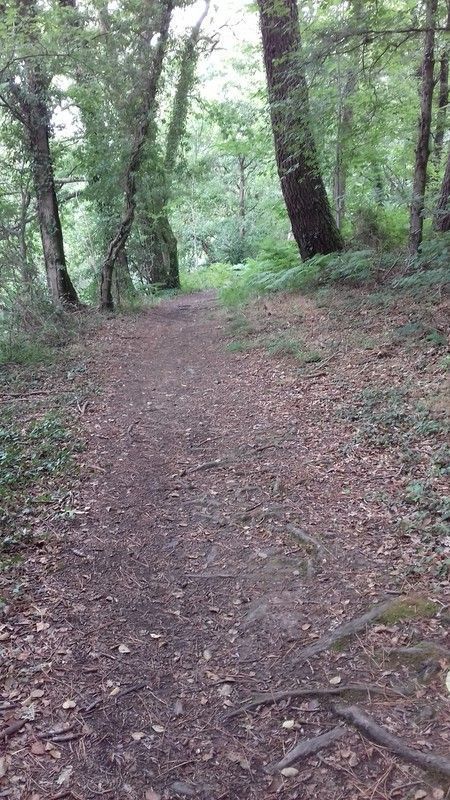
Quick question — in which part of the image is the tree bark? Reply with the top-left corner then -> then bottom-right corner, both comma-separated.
333,70 -> 357,230
143,1 -> 210,291
408,0 -> 438,253
15,0 -> 80,307
99,0 -> 173,311
257,0 -> 343,259
432,2 -> 450,167
433,146 -> 450,231
238,154 -> 246,240
113,248 -> 136,306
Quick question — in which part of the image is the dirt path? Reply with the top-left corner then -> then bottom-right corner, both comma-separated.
2,292 -> 449,800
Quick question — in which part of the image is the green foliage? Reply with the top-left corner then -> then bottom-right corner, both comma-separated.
0,412 -> 77,557
351,205 -> 408,249
342,387 -> 446,449
181,262 -> 236,293
393,232 -> 450,292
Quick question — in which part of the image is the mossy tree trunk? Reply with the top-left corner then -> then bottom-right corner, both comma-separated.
99,0 -> 173,311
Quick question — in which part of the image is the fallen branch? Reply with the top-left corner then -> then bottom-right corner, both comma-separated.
294,598 -> 401,664
265,726 -> 346,773
331,703 -> 450,778
226,682 -> 405,718
1,719 -> 26,739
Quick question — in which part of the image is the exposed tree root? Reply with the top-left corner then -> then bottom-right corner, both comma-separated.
387,641 -> 450,661
265,726 -> 346,773
294,598 -> 402,664
287,524 -> 324,556
331,703 -> 450,779
226,682 -> 405,718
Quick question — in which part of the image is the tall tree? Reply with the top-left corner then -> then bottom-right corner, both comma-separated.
257,0 -> 344,259
144,1 -> 210,289
5,0 -> 80,307
99,0 -> 173,311
409,0 -> 438,253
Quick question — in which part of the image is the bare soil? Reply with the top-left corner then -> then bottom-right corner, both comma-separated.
1,289 -> 449,800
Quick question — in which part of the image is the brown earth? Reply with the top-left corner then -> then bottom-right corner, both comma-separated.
1,289 -> 449,800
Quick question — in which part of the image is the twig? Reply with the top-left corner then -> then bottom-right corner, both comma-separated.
265,726 -> 346,773
115,682 -> 147,700
82,697 -> 102,713
187,458 -> 224,474
49,732 -> 82,743
1,719 -> 26,739
40,723 -> 75,740
185,572 -> 236,580
294,598 -> 401,665
331,703 -> 450,778
226,682 -> 405,718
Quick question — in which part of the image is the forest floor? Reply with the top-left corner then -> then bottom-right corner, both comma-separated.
1,287 -> 449,800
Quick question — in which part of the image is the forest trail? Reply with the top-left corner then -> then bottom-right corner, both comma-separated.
3,292 -> 449,800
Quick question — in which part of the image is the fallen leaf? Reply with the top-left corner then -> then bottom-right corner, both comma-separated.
62,699 -> 76,710
56,766 -> 73,785
348,752 -> 359,767
226,751 -> 250,770
152,724 -> 165,733
131,731 -> 146,741
301,623 -> 311,631
30,741 -> 46,756
217,683 -> 233,697
29,689 -> 45,699
446,672 -> 450,694
109,687 -> 121,697
49,748 -> 62,760
432,790 -> 445,800
329,675 -> 342,686
118,644 -> 131,654
145,791 -> 161,800
203,649 -> 212,661
281,767 -> 299,777
150,633 -> 162,639
0,756 -> 8,778
282,719 -> 295,730
414,792 -> 428,800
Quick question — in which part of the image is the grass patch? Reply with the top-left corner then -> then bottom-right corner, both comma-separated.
379,597 -> 438,624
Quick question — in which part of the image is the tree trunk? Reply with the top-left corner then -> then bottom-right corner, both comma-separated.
433,50 -> 448,167
16,0 -> 80,308
143,1 -> 209,290
408,0 -> 438,253
433,147 -> 450,231
147,214 -> 180,288
257,0 -> 343,259
433,3 -> 450,167
26,101 -> 79,307
238,154 -> 246,240
99,0 -> 173,311
333,70 -> 358,230
113,248 -> 136,306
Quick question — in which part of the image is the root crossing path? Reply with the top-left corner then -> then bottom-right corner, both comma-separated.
6,293 -> 449,800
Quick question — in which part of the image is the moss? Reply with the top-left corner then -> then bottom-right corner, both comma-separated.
379,597 -> 438,624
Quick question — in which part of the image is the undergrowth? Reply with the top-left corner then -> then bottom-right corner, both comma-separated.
213,232 -> 450,306
343,387 -> 449,577
0,411 -> 81,571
